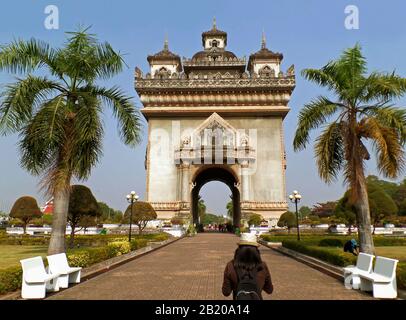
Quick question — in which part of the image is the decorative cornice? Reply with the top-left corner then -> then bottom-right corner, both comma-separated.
149,201 -> 183,211
241,201 -> 288,210
141,106 -> 291,118
135,76 -> 295,94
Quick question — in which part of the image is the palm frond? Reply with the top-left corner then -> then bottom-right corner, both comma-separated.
94,42 -> 125,79
0,38 -> 56,74
0,76 -> 65,134
358,117 -> 405,178
301,67 -> 339,92
361,71 -> 406,103
293,96 -> 340,151
363,105 -> 406,144
19,94 -> 67,176
70,93 -> 103,180
78,85 -> 142,146
314,122 -> 344,183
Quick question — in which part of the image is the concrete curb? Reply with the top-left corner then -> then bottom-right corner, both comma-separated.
1,235 -> 185,300
258,239 -> 406,300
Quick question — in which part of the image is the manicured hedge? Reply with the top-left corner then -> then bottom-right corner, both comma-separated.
0,236 -> 49,246
282,240 -> 356,266
318,238 -> 344,247
260,234 -> 406,247
282,240 -> 406,290
0,266 -> 23,295
398,263 -> 406,290
0,232 -> 170,247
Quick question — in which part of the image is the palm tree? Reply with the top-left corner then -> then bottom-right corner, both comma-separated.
197,195 -> 206,223
226,199 -> 233,218
0,28 -> 142,255
293,44 -> 406,254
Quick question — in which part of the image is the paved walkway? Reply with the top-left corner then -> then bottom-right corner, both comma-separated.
48,233 -> 372,300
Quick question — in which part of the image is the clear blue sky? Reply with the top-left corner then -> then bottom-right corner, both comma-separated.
0,0 -> 406,215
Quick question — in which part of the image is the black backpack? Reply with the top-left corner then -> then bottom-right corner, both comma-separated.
235,267 -> 261,300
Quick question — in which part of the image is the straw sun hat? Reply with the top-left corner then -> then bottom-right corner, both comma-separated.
237,232 -> 260,247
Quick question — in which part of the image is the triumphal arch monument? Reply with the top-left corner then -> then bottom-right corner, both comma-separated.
135,21 -> 296,227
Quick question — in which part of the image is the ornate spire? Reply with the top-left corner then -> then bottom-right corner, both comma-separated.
164,33 -> 169,51
213,17 -> 217,30
261,30 -> 266,49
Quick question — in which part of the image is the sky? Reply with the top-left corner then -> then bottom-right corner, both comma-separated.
0,0 -> 406,215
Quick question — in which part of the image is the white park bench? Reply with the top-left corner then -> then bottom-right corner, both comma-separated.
20,256 -> 60,299
343,252 -> 374,290
47,253 -> 82,289
359,256 -> 399,299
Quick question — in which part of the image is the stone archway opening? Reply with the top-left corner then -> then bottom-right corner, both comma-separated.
191,166 -> 241,230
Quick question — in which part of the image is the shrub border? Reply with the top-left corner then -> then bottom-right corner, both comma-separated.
258,239 -> 406,299
0,235 -> 183,300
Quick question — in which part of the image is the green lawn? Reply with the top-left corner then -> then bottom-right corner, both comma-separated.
0,245 -> 48,270
0,245 -> 95,270
375,246 -> 406,262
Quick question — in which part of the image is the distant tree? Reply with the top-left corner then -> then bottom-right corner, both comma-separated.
68,185 -> 101,247
393,179 -> 406,213
398,199 -> 406,216
311,201 -> 337,217
226,196 -> 233,218
97,201 -> 123,223
10,196 -> 42,233
368,182 -> 398,234
42,214 -> 53,226
124,201 -> 157,234
248,213 -> 263,227
77,215 -> 97,234
299,206 -> 312,219
201,213 -> 224,225
334,192 -> 357,234
366,175 -> 399,198
197,196 -> 206,223
308,214 -> 321,225
277,211 -> 297,233
335,180 -> 398,234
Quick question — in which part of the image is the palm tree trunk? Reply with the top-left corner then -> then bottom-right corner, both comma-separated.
354,177 -> 375,254
48,188 -> 70,255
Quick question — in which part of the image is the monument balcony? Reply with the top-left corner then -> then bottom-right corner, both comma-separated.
174,145 -> 256,165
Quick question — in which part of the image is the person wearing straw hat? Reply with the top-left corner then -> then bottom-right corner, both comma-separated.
222,233 -> 273,300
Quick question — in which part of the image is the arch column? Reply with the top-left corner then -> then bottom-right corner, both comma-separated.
240,161 -> 250,201
180,162 -> 191,203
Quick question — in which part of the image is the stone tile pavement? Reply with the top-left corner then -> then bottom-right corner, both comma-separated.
48,233 -> 373,300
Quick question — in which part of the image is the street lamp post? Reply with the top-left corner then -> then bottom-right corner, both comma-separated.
289,190 -> 302,241
126,191 -> 139,242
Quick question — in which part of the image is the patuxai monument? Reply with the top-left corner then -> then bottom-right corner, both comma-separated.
135,20 -> 296,228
